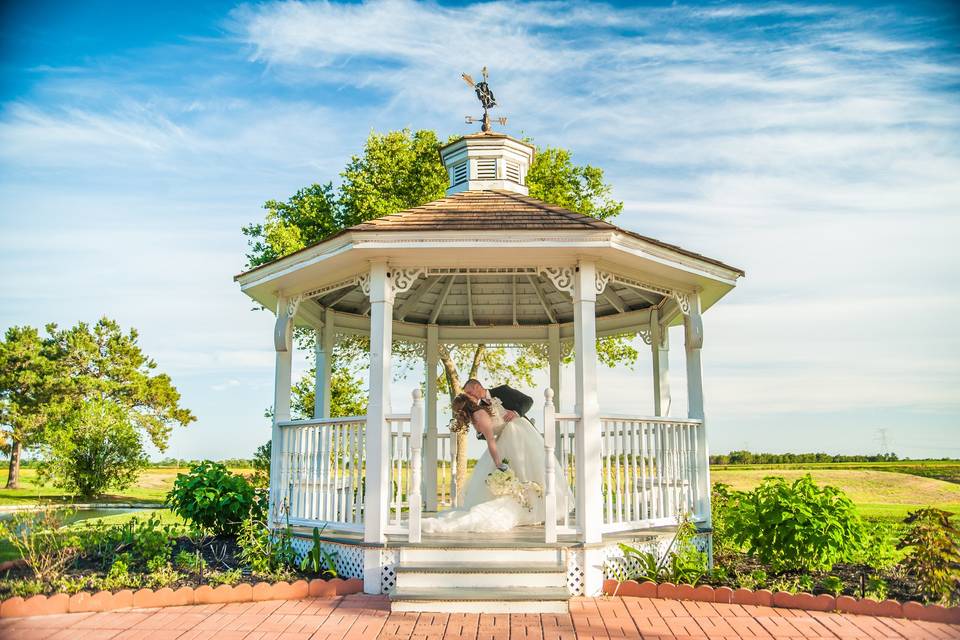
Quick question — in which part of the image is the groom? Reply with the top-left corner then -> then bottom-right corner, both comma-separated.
462,379 -> 534,440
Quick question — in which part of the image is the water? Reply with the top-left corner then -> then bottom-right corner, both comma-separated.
0,507 -> 147,525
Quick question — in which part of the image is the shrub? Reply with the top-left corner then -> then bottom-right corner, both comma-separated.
711,483 -> 736,556
611,518 -> 707,586
237,507 -> 296,576
166,461 -> 259,535
898,507 -> 960,604
720,474 -> 867,572
0,509 -> 77,582
206,569 -> 242,586
76,514 -> 178,568
37,399 -> 147,499
174,550 -> 206,575
100,553 -> 142,590
0,578 -> 45,598
146,562 -> 183,589
822,575 -> 844,597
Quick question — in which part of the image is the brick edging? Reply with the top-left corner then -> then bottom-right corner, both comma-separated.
602,579 -> 960,624
0,577 -> 364,618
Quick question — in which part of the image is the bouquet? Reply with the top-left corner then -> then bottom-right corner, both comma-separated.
486,459 -> 543,511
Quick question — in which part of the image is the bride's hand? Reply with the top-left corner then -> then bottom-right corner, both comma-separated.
502,409 -> 518,422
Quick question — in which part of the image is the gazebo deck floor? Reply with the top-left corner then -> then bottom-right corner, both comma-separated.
292,519 -> 681,548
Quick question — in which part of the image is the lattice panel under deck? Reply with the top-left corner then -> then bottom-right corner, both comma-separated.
380,549 -> 398,594
289,535 -> 365,580
566,549 -> 585,596
602,532 -> 711,581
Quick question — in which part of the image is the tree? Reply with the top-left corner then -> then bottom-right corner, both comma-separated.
44,317 -> 195,451
37,399 -> 147,498
243,129 -> 636,500
0,326 -> 59,488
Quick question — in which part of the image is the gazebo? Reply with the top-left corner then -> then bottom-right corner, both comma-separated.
234,131 -> 743,612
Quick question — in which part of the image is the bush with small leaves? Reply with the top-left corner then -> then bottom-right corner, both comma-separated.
0,509 -> 77,582
206,569 -> 242,586
174,549 -> 206,575
898,507 -> 960,605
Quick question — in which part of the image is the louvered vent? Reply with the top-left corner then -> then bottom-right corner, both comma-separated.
452,161 -> 468,186
476,158 -> 498,180
506,161 -> 521,183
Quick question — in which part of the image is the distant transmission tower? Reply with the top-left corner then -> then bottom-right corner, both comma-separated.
876,428 -> 890,453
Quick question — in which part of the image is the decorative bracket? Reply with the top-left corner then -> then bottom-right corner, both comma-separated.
391,267 -> 427,295
539,266 -> 575,294
673,291 -> 691,316
357,273 -> 370,297
273,294 -> 302,352
595,270 -> 613,296
639,329 -> 653,345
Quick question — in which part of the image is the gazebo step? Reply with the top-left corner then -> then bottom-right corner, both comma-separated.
390,587 -> 570,613
398,546 -> 565,564
395,562 -> 567,589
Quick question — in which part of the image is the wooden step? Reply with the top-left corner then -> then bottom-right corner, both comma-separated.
396,561 -> 565,573
395,564 -> 567,589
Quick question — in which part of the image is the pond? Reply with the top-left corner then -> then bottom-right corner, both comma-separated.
0,507 -> 149,525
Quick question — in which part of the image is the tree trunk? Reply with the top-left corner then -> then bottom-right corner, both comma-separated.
5,439 -> 20,489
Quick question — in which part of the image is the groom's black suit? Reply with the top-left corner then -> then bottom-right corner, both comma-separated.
476,385 -> 534,440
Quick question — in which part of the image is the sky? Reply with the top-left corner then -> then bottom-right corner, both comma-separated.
2,0 -> 958,461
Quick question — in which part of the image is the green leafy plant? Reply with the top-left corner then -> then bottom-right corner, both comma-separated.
206,569 -> 242,587
614,518 -> 707,586
822,575 -> 844,597
100,553 -> 142,590
0,509 -> 77,582
797,574 -> 814,593
769,576 -> 799,593
174,549 -> 206,575
735,569 -> 768,590
898,507 -> 960,604
145,561 -> 182,589
55,574 -> 95,595
0,578 -> 45,598
299,526 -> 338,578
720,474 -> 867,572
866,577 -> 888,601
237,505 -> 296,576
711,483 -> 737,556
709,566 -> 729,582
166,461 -> 260,535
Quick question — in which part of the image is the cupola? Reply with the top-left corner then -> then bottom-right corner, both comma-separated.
439,132 -> 535,196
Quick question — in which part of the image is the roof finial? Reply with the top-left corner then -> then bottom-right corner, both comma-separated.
461,66 -> 508,132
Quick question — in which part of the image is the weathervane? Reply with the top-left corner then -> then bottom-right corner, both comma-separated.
461,66 -> 507,132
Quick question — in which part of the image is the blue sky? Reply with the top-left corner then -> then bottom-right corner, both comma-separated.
2,1 -> 958,461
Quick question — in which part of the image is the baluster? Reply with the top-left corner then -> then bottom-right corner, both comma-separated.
409,390 -> 424,542
543,389 -> 557,543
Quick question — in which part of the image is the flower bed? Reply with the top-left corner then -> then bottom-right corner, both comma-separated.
0,576 -> 363,618
602,579 -> 960,624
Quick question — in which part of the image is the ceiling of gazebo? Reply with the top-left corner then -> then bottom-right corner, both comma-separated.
306,270 -> 663,328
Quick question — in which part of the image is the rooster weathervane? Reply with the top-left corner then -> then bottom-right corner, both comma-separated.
462,66 -> 507,132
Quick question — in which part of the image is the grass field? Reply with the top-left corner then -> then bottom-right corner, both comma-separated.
0,467 -> 253,506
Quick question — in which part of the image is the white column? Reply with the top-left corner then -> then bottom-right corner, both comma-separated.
650,308 -> 671,417
314,308 -> 334,418
573,261 -> 601,551
548,322 -> 561,403
424,324 -> 439,512
684,290 -> 713,564
270,296 -> 294,528
364,262 -> 393,551
408,389 -> 424,543
543,389 -> 557,544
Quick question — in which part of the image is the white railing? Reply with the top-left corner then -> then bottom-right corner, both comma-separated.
541,390 -> 580,542
599,415 -> 704,532
275,415 -> 367,531
435,432 -> 454,509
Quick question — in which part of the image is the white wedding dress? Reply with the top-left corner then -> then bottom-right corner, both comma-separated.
422,397 -> 574,533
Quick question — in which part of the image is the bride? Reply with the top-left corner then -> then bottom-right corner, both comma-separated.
421,380 -> 572,533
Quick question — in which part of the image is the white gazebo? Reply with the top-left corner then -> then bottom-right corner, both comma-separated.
234,131 -> 743,612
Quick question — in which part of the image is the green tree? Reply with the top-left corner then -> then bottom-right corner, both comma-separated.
45,317 -> 195,451
242,129 -> 635,497
0,326 -> 59,488
37,399 -> 147,498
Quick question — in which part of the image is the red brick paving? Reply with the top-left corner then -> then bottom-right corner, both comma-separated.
0,595 -> 957,640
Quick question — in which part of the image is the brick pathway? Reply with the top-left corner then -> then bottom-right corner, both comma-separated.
1,594 -> 958,640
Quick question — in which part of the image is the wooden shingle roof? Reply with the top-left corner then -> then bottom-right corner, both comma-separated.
347,189 -> 610,232
343,190 -> 743,275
